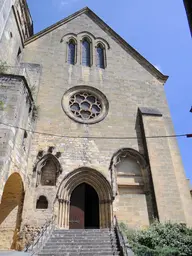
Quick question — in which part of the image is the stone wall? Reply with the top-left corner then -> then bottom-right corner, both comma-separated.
141,112 -> 192,226
114,187 -> 149,229
0,75 -> 34,198
0,0 -> 33,65
0,74 -> 36,249
0,4 -> 22,65
0,0 -> 16,40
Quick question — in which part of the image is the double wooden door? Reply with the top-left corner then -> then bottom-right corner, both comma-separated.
69,183 -> 99,229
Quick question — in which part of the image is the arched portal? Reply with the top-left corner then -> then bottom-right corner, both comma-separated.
56,168 -> 113,229
0,173 -> 24,250
69,183 -> 99,229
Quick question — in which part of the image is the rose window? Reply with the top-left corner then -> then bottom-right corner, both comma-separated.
69,92 -> 102,120
62,86 -> 109,124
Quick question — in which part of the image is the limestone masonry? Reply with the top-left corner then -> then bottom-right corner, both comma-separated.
0,0 -> 191,250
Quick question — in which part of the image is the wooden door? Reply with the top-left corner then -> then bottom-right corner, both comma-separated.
69,183 -> 85,229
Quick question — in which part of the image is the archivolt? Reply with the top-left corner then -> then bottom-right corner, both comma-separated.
55,167 -> 113,229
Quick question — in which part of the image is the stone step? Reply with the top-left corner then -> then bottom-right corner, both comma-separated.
50,236 -> 114,240
41,249 -> 119,253
48,236 -> 115,240
44,242 -> 117,246
39,255 -> 120,256
44,244 -> 117,248
42,248 -> 119,252
52,232 -> 113,236
44,242 -> 116,248
49,237 -> 117,240
37,229 -> 120,256
51,233 -> 113,236
46,242 -> 115,246
48,239 -> 114,243
51,233 -> 113,237
52,233 -> 113,236
38,253 -> 120,256
52,229 -> 111,233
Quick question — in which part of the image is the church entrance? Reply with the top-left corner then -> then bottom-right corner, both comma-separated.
56,168 -> 113,229
69,183 -> 99,229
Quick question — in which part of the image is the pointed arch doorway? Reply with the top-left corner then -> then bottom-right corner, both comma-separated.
56,167 -> 113,229
69,183 -> 99,229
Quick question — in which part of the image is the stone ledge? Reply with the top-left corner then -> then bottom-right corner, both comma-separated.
139,107 -> 162,117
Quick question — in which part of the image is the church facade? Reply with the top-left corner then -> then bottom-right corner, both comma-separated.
0,0 -> 192,250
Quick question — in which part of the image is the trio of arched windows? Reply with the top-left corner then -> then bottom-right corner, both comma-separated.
67,38 -> 106,68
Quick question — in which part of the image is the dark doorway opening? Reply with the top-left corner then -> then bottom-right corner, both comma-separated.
69,183 -> 99,229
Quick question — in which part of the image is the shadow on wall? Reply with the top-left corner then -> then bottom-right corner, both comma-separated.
0,173 -> 24,250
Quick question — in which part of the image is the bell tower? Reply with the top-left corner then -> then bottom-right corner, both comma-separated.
0,0 -> 33,64
14,0 -> 33,41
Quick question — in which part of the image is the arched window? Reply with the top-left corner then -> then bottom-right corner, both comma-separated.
96,44 -> 105,69
41,158 -> 57,186
82,38 -> 91,67
68,39 -> 76,65
36,196 -> 48,209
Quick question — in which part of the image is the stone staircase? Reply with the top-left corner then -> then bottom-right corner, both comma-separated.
37,229 -> 120,256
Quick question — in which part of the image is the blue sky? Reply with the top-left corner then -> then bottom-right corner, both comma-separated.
27,0 -> 192,183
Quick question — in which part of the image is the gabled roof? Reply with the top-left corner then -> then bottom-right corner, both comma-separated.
25,7 -> 168,82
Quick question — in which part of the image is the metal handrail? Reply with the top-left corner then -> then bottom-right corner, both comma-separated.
24,214 -> 56,255
114,216 -> 134,256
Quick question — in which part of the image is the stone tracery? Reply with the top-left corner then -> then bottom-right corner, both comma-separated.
62,85 -> 109,124
69,91 -> 102,120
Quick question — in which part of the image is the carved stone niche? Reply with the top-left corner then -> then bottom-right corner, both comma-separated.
34,154 -> 62,187
109,148 -> 148,196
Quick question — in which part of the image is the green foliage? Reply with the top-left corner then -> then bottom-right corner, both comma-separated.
32,105 -> 39,120
29,85 -> 36,96
0,100 -> 4,110
0,61 -> 8,74
120,221 -> 192,256
119,222 -> 136,241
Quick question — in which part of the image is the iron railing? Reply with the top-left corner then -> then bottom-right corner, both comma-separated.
24,215 -> 56,255
114,216 -> 134,256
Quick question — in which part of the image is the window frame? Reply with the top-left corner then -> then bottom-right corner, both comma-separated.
36,195 -> 48,210
96,42 -> 106,69
67,38 -> 77,65
81,37 -> 92,67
